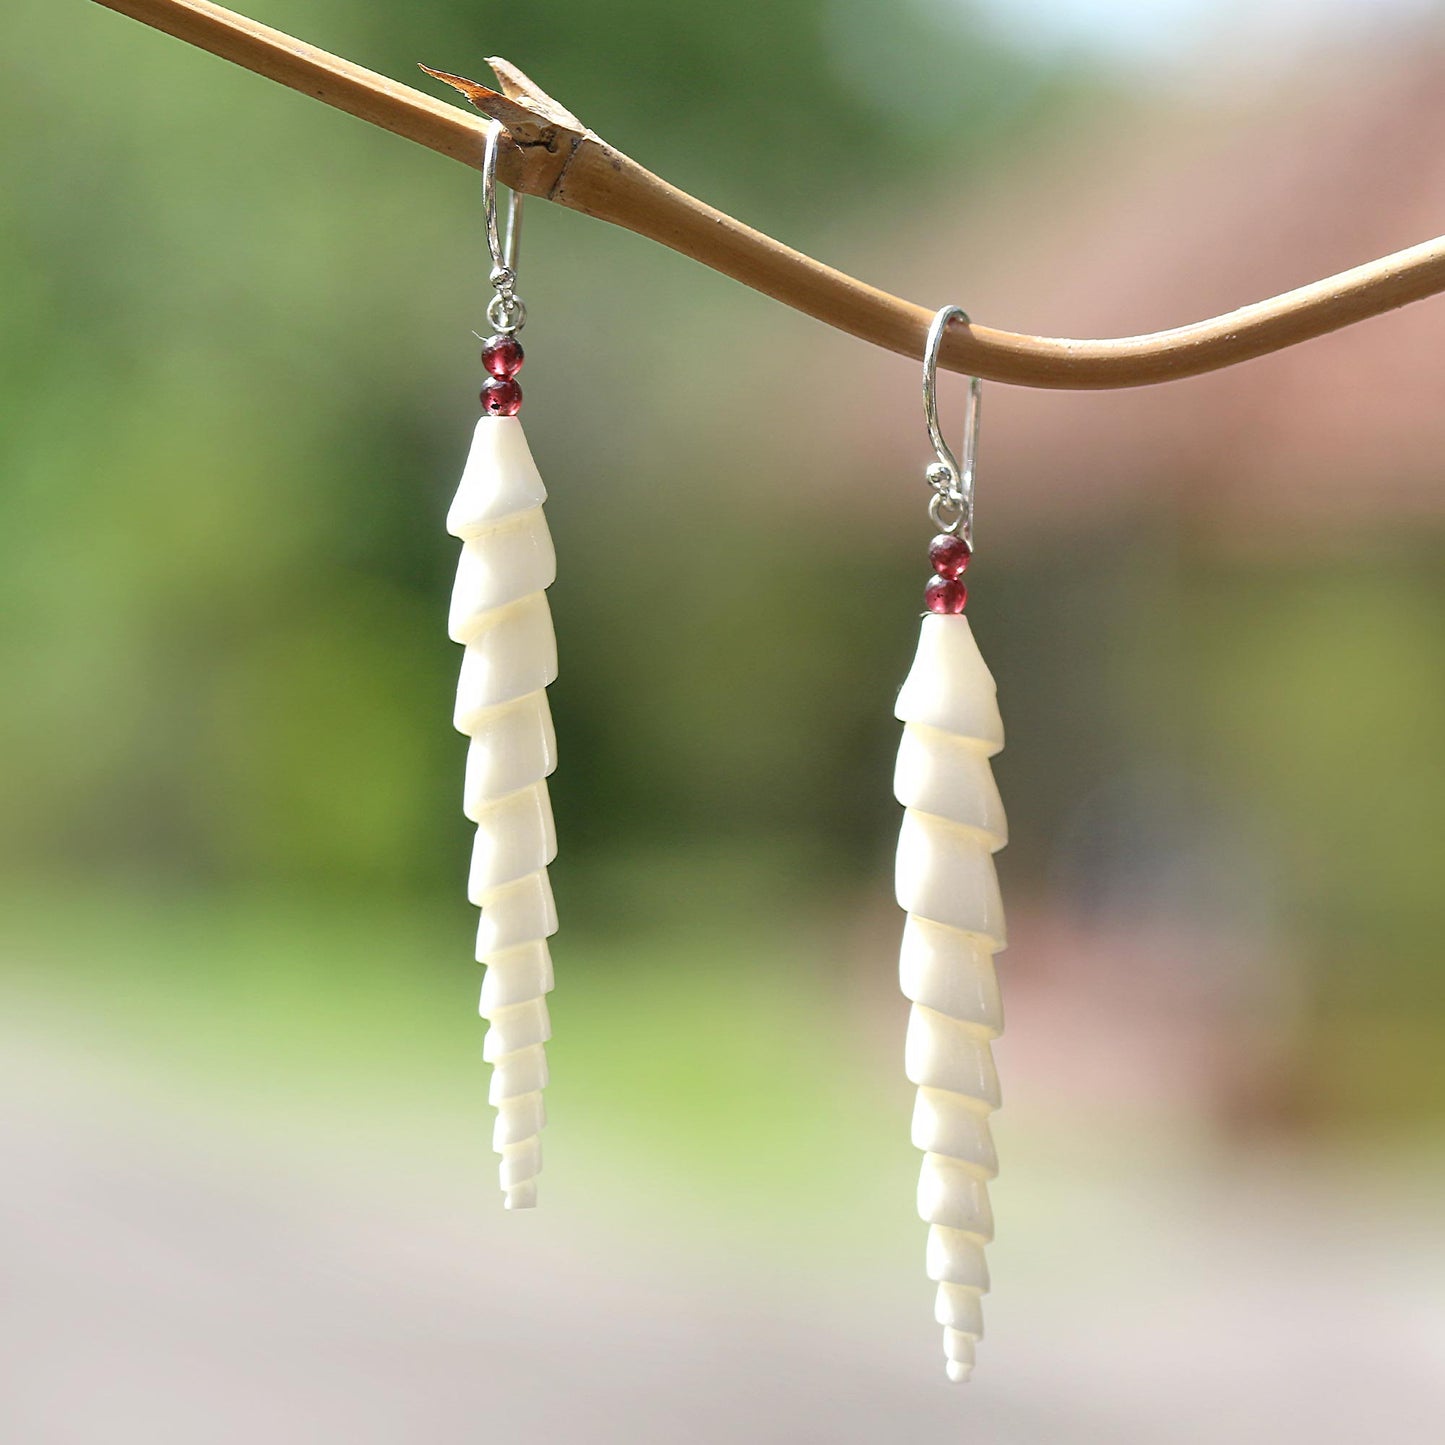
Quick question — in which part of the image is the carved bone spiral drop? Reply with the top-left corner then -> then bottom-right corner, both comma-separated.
893,613 -> 1007,1382
447,415 -> 559,1209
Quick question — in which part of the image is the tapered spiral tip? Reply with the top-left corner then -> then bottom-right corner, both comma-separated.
450,415 -> 560,1214
945,1361 -> 973,1384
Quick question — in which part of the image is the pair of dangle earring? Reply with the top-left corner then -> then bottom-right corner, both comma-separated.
891,307 -> 1008,1382
445,121 -> 558,1210
437,131 -> 1011,1379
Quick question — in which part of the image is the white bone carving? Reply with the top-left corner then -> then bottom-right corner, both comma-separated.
894,614 -> 1006,1381
448,416 -> 558,1209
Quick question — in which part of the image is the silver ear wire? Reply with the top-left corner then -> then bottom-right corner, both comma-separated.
481,120 -> 527,334
922,306 -> 981,546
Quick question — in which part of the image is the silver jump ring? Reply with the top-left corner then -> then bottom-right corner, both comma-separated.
922,305 -> 982,547
486,293 -> 528,333
928,491 -> 965,535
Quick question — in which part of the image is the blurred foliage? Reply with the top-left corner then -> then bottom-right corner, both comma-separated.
2,1 -> 1444,1131
0,0 -> 1098,890
1179,555 -> 1445,1006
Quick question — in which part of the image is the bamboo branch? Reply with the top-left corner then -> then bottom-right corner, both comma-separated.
93,0 -> 1445,389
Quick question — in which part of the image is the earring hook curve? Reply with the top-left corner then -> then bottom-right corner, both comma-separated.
481,120 -> 526,333
922,305 -> 981,545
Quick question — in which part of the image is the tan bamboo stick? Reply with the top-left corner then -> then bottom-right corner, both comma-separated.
93,0 -> 1445,389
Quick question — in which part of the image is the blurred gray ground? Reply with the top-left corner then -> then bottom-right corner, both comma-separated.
2,1029 -> 1443,1445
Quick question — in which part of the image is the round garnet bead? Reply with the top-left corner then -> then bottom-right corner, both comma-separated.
482,334 -> 525,379
480,377 -> 523,416
925,576 -> 968,614
928,533 -> 972,579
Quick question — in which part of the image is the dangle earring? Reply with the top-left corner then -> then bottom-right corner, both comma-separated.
891,307 -> 1007,1381
446,121 -> 558,1210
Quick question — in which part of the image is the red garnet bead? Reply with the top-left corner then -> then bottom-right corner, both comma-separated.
482,334 -> 525,379
925,576 -> 969,614
480,377 -> 523,416
928,533 -> 972,579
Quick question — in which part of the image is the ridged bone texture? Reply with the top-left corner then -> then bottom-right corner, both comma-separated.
893,614 -> 1007,1383
447,416 -> 559,1210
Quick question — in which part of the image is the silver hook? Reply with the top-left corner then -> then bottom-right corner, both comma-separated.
481,120 -> 526,334
922,305 -> 982,544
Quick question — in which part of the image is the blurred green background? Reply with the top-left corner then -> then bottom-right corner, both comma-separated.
3,1 -> 1443,1439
